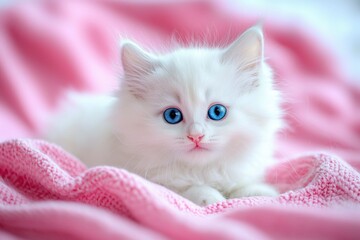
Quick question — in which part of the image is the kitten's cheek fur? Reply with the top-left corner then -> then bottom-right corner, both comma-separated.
181,185 -> 226,206
229,183 -> 279,198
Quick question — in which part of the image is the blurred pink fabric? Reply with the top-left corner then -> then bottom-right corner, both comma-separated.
0,0 -> 360,239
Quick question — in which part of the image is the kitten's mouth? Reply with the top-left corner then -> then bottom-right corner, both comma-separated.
189,145 -> 209,152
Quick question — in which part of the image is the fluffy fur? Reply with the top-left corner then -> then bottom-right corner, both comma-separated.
46,26 -> 282,206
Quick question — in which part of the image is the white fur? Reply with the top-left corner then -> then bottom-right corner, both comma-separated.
46,26 -> 282,206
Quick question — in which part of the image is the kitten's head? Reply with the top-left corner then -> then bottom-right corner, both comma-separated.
116,26 -> 282,167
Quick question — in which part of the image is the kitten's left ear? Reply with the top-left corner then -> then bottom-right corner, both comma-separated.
120,40 -> 158,99
121,40 -> 158,77
222,25 -> 264,71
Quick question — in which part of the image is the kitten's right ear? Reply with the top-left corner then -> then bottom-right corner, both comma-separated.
222,26 -> 264,71
121,40 -> 158,99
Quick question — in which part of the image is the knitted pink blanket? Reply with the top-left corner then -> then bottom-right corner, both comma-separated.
1,0 -> 360,239
0,139 -> 359,239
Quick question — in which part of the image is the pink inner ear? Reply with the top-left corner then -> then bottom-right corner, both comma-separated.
121,41 -> 159,99
222,27 -> 264,71
125,79 -> 147,99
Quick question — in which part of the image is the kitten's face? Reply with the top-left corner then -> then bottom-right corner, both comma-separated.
144,53 -> 242,161
117,27 -> 281,165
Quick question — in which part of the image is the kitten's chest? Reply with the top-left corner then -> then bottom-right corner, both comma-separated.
152,163 -> 242,194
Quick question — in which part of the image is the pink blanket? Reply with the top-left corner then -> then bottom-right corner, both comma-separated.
1,0 -> 360,239
1,139 -> 360,239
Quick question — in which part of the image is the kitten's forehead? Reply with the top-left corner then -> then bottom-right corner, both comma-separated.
162,48 -> 222,78
156,48 -> 237,105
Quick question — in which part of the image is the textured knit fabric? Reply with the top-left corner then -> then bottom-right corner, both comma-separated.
0,139 -> 360,239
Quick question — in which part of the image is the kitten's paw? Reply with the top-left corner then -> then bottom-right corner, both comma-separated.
182,185 -> 225,206
229,183 -> 278,199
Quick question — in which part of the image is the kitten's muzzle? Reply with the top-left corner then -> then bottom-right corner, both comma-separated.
187,135 -> 204,144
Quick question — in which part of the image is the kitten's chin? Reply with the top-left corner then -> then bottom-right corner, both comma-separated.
187,148 -> 211,158
179,145 -> 220,164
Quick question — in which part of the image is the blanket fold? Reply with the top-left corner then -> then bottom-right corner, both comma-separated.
1,139 -> 360,239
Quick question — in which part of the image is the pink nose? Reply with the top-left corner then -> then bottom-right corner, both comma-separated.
187,135 -> 204,143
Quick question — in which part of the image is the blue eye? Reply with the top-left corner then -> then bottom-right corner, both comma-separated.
208,104 -> 227,121
163,108 -> 183,124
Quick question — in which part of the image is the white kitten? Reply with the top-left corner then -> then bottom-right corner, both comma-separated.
46,26 -> 282,206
